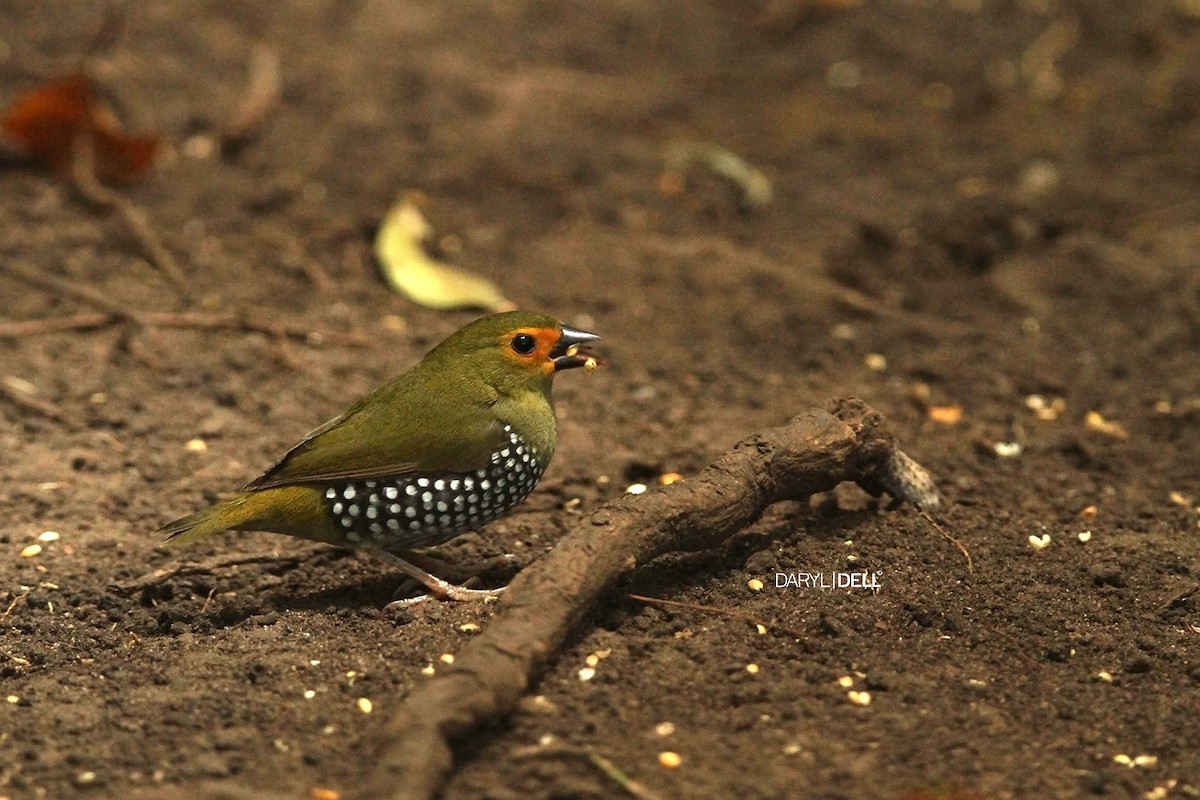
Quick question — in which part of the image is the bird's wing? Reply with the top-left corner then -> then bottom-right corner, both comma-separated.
244,385 -> 505,490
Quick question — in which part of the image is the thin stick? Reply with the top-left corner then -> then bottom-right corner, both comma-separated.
70,133 -> 190,292
2,259 -> 140,320
512,746 -> 669,800
919,509 -> 973,577
111,553 -> 306,595
221,45 -> 283,151
0,377 -> 68,423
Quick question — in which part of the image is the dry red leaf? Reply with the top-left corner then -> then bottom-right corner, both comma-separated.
1,72 -> 159,182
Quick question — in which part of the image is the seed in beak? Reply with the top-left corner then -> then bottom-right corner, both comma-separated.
584,356 -> 598,371
566,344 -> 580,357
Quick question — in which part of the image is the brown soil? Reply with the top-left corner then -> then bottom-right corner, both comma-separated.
2,2 -> 1199,799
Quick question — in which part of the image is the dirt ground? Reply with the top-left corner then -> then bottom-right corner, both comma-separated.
2,1 -> 1199,798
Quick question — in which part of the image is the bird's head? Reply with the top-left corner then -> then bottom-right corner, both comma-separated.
422,311 -> 600,397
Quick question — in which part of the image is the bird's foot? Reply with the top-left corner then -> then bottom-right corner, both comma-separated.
383,584 -> 506,610
374,548 -> 507,609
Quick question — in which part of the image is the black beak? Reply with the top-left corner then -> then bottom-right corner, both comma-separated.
551,325 -> 601,371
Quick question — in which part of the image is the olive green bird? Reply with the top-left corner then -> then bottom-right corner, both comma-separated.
159,311 -> 599,603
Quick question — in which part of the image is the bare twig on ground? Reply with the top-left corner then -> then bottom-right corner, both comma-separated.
0,375 -> 68,422
111,553 -> 307,595
920,509 -> 973,576
640,235 -> 970,336
221,45 -> 283,154
511,746 -> 668,800
0,261 -> 369,347
357,399 -> 940,800
70,134 -> 190,293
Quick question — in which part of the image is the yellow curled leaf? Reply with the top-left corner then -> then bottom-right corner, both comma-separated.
374,196 -> 514,312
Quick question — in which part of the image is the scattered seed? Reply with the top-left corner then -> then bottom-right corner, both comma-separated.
459,622 -> 481,634
1028,533 -> 1052,551
381,314 -> 408,334
74,771 -> 98,787
20,544 -> 41,558
994,441 -> 1023,457
309,660 -> 320,666
420,664 -> 436,677
654,721 -> 675,737
782,743 -> 802,756
755,624 -> 768,635
310,788 -> 341,800
37,531 -> 60,542
847,690 -> 872,706
438,653 -> 454,665
578,667 -> 596,682
538,733 -> 556,747
185,438 -> 208,452
746,663 -> 760,675
863,353 -> 888,372
625,483 -> 648,495
747,578 -> 764,592
1096,670 -> 1113,683
1134,755 -> 1158,767
659,472 -> 684,485
585,654 -> 600,667
6,695 -> 19,704
1080,505 -> 1098,520
1168,491 -> 1192,507
1077,530 -> 1092,543
837,675 -> 855,688
356,697 -> 373,714
928,405 -> 962,425
658,751 -> 683,769
1085,411 -> 1129,439
304,690 -> 316,700
1025,393 -> 1066,420
562,497 -> 582,512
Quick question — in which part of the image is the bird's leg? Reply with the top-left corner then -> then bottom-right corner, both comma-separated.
373,549 -> 506,609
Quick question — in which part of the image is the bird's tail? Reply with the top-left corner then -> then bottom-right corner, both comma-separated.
158,486 -> 332,546
158,495 -> 257,545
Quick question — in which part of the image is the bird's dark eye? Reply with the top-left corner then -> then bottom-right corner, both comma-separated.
510,333 -> 536,355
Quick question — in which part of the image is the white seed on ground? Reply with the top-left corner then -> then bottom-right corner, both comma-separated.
837,675 -> 855,688
847,690 -> 872,706
755,624 -> 767,635
658,751 -> 683,769
37,531 -> 59,542
578,667 -> 596,682
625,483 -> 647,495
20,544 -> 41,558
420,664 -> 436,677
1028,533 -> 1052,550
747,578 -> 764,592
185,438 -> 208,452
304,690 -> 316,700
356,697 -> 373,714
654,721 -> 675,737
745,663 -> 760,675
1096,671 -> 1114,683
459,623 -> 480,634
994,441 -> 1023,457
1078,530 -> 1092,543
863,353 -> 887,371
439,653 -> 454,665
6,695 -> 19,704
